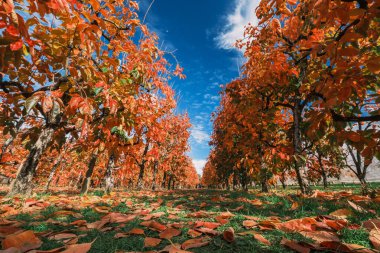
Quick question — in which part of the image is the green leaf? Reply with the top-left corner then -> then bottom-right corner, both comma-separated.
111,126 -> 119,134
101,67 -> 108,73
93,87 -> 103,95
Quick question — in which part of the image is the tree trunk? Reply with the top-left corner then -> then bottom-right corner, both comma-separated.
81,151 -> 98,195
172,180 -> 175,190
293,102 -> 310,194
167,175 -> 172,190
151,161 -> 158,190
280,179 -> 286,189
104,154 -> 115,195
225,178 -> 230,190
358,174 -> 368,195
162,171 -> 167,189
8,127 -> 55,196
241,167 -> 249,191
260,168 -> 269,193
232,172 -> 238,190
137,162 -> 145,190
45,154 -> 64,192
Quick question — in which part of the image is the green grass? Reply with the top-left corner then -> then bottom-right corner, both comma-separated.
340,228 -> 372,248
3,185 -> 380,253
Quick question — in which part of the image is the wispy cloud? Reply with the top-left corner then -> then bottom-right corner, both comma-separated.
191,124 -> 210,144
192,159 -> 206,175
216,0 -> 260,50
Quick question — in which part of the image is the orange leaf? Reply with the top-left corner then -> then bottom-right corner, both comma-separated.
144,237 -> 161,247
243,220 -> 257,228
300,231 -> 340,244
187,229 -> 202,238
222,227 -> 235,243
61,242 -> 93,253
329,208 -> 353,218
253,233 -> 271,246
369,229 -> 380,250
159,228 -> 181,239
280,238 -> 310,253
181,237 -> 210,250
277,218 -> 317,232
127,228 -> 145,235
2,230 -> 42,252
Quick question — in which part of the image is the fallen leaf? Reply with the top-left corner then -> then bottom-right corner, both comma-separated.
159,228 -> 181,239
60,242 -> 93,253
290,202 -> 299,210
369,229 -> 380,250
277,218 -> 317,232
214,216 -> 228,225
70,220 -> 87,226
280,238 -> 310,253
141,220 -> 167,232
2,230 -> 42,253
320,241 -> 373,253
181,237 -> 210,250
253,233 -> 271,246
230,205 -> 244,211
243,220 -> 257,228
0,248 -> 21,253
222,227 -> 235,243
48,233 -> 77,241
329,208 -> 353,218
195,227 -> 219,236
348,200 -> 367,213
159,244 -> 191,253
127,228 -> 145,235
194,221 -> 220,229
218,211 -> 235,219
144,237 -> 161,247
187,229 -> 202,238
363,219 -> 380,231
300,231 -> 340,244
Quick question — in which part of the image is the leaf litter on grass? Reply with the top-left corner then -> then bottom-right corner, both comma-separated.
0,189 -> 379,253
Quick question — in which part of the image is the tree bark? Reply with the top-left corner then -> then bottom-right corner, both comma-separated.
136,142 -> 149,190
232,172 -> 238,190
8,127 -> 55,196
0,118 -> 24,163
293,102 -> 310,194
104,154 -> 115,195
151,160 -> 158,190
137,163 -> 145,190
81,150 -> 98,195
162,171 -> 167,189
167,175 -> 172,190
45,153 -> 64,192
260,168 -> 269,193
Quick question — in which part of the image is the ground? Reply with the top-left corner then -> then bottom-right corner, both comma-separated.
0,184 -> 380,253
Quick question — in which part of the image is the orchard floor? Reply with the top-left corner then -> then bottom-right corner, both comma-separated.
1,185 -> 380,253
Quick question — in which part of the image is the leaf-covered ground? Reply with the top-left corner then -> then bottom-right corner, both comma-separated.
1,187 -> 380,253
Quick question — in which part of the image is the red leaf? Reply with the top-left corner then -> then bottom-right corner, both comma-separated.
6,25 -> 19,37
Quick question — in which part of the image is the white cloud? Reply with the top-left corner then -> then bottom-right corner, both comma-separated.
216,0 -> 260,50
192,159 -> 206,175
191,124 -> 210,144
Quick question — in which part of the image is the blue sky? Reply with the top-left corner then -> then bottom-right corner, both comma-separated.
139,0 -> 259,174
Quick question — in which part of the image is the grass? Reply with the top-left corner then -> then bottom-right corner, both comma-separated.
3,184 -> 380,253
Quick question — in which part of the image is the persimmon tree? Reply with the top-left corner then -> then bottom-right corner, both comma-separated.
0,0 -> 198,195
205,0 -> 379,194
